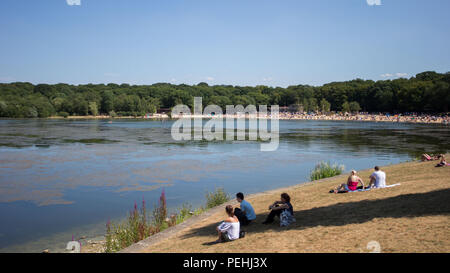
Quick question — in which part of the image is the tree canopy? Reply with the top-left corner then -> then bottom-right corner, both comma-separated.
0,71 -> 448,118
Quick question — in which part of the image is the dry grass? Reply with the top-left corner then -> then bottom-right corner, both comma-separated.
142,159 -> 450,253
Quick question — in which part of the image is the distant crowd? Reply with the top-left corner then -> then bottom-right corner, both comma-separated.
165,112 -> 449,125
276,112 -> 450,125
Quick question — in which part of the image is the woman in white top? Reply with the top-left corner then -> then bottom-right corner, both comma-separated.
215,205 -> 240,242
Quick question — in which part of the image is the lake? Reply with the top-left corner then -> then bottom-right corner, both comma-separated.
0,119 -> 449,252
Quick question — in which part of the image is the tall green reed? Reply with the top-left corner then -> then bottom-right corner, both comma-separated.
310,161 -> 345,181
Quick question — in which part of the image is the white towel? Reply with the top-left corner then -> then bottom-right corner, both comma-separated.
351,183 -> 401,192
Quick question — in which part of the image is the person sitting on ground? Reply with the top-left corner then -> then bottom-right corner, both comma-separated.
262,193 -> 294,225
368,166 -> 386,188
331,170 -> 365,193
435,154 -> 447,167
234,192 -> 256,226
215,205 -> 240,243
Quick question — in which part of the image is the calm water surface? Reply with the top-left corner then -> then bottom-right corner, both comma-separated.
0,119 -> 449,252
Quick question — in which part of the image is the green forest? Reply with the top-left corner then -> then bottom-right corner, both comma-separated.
0,71 -> 448,118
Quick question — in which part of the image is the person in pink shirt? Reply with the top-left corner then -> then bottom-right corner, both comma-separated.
332,170 -> 365,193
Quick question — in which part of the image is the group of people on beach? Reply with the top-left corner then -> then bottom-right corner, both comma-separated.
331,166 -> 387,194
215,166 -> 391,243
277,112 -> 450,125
156,112 -> 450,125
214,192 -> 294,243
215,156 -> 446,243
421,153 -> 448,167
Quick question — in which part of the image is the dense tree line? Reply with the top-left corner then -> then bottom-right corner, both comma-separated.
0,71 -> 448,118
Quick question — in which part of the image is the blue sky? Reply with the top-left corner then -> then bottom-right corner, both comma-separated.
0,0 -> 449,87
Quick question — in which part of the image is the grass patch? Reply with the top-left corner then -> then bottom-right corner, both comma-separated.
175,203 -> 205,225
310,161 -> 345,181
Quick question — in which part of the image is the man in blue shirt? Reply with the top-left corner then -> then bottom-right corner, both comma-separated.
234,192 -> 256,226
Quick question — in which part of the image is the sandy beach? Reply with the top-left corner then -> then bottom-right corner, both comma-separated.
170,112 -> 450,125
50,112 -> 450,125
107,158 -> 450,253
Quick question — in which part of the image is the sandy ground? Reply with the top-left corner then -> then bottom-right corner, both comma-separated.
139,159 -> 450,253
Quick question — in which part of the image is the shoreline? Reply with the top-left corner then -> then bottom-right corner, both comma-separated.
40,113 -> 450,125
135,159 -> 449,253
81,157 -> 449,253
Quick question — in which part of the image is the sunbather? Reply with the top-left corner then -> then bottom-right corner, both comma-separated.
421,154 -> 439,161
332,170 -> 365,193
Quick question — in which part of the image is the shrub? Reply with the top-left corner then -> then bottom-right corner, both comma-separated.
349,101 -> 361,113
205,187 -> 231,209
108,110 -> 117,118
310,161 -> 345,181
0,101 -> 7,116
152,189 -> 167,228
175,203 -> 207,225
58,111 -> 69,118
176,203 -> 193,224
104,188 -> 228,253
105,195 -> 162,253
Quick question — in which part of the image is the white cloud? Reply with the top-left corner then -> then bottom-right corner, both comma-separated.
381,73 -> 393,78
366,0 -> 381,6
66,0 -> 81,6
262,77 -> 273,82
205,76 -> 214,82
396,73 -> 408,77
